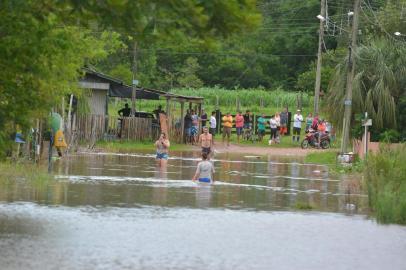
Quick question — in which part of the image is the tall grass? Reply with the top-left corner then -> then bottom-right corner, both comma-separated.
364,144 -> 406,224
0,162 -> 53,185
171,87 -> 312,110
110,87 -> 314,116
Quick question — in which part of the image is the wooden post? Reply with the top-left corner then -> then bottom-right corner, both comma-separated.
67,94 -> 73,142
198,103 -> 202,132
61,97 -> 65,131
341,0 -> 360,154
131,40 -> 138,116
166,97 -> 171,137
180,101 -> 185,143
166,97 -> 170,118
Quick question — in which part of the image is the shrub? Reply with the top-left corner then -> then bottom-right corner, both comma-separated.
364,144 -> 406,224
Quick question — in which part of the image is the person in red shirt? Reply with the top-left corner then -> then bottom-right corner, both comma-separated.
235,111 -> 244,143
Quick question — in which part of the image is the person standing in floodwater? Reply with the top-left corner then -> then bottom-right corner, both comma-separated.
155,132 -> 170,167
192,152 -> 215,183
199,127 -> 213,157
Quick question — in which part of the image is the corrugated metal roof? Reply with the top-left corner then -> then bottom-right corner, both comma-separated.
82,67 -> 204,101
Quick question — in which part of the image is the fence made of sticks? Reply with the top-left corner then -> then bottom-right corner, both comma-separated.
74,115 -> 157,143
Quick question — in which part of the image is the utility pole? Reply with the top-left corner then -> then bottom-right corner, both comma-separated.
314,0 -> 326,116
131,40 -> 138,116
340,0 -> 360,154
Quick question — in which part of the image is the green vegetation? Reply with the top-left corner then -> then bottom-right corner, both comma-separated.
325,1 -> 406,141
304,151 -> 337,165
0,0 -> 260,157
364,145 -> 406,224
0,162 -> 53,184
295,202 -> 314,211
110,87 -> 314,118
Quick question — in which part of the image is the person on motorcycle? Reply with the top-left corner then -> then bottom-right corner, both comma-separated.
317,119 -> 326,148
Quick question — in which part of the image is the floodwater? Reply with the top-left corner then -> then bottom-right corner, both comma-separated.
0,151 -> 405,270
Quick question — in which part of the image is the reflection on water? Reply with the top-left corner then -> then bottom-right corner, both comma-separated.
2,151 -> 403,270
0,151 -> 368,213
1,203 -> 406,270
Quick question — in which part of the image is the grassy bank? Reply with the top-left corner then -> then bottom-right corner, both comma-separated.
365,145 -> 406,224
304,151 -> 337,165
0,162 -> 53,184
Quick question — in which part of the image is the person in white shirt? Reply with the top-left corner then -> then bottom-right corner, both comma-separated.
269,116 -> 278,144
209,111 -> 217,145
292,109 -> 304,143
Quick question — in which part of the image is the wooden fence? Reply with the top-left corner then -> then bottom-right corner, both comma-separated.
74,114 -> 157,143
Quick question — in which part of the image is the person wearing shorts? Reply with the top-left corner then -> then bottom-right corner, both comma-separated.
235,111 -> 244,143
199,127 -> 213,157
257,113 -> 267,142
155,132 -> 170,167
192,152 -> 215,183
222,112 -> 233,147
191,110 -> 199,144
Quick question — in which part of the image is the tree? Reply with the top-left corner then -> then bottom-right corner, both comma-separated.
0,0 -> 124,155
177,57 -> 203,88
326,39 -> 406,131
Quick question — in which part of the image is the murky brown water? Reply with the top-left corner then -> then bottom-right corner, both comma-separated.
0,151 -> 405,270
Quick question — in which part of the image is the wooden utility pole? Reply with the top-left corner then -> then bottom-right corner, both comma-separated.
314,0 -> 326,116
340,0 -> 360,154
131,40 -> 138,116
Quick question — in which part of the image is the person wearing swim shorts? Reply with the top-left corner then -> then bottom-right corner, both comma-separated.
155,132 -> 170,167
192,152 -> 215,183
199,127 -> 213,157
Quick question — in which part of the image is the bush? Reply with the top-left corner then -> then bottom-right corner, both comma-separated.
365,144 -> 406,224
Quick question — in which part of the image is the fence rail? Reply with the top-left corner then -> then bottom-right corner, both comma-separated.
73,114 -> 157,143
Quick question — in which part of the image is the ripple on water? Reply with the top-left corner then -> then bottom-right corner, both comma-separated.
0,203 -> 405,270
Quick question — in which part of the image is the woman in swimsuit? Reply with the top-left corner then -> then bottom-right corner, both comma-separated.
155,132 -> 170,167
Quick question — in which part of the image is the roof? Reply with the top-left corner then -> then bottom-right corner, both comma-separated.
82,68 -> 204,102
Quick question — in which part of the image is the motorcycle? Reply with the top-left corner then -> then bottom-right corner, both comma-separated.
301,129 -> 331,149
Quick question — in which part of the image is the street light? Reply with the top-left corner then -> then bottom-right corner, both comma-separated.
394,31 -> 402,36
348,11 -> 354,16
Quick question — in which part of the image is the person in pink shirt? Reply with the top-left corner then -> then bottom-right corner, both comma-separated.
235,111 -> 244,143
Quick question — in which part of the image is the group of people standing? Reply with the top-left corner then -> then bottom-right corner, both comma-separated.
183,109 -> 217,145
154,107 -> 334,183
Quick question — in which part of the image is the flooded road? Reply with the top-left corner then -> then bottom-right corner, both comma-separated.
1,151 -> 405,269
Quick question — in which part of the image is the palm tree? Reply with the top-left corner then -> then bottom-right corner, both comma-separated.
327,39 -> 406,130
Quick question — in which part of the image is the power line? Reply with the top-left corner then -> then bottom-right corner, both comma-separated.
141,49 -> 316,58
